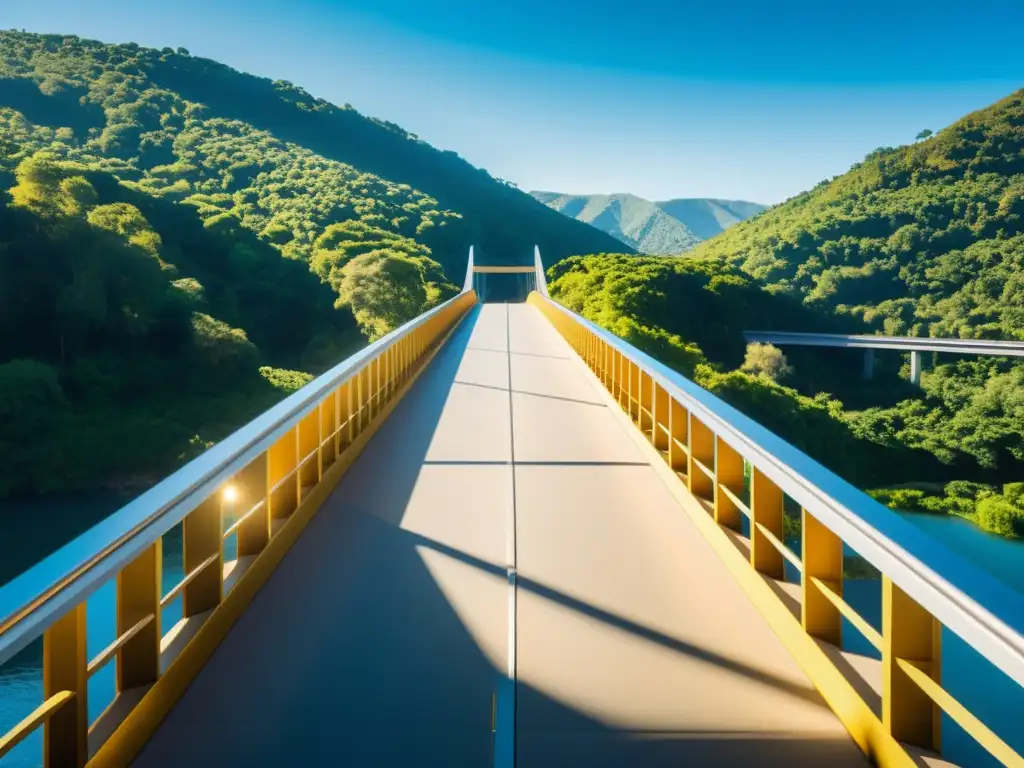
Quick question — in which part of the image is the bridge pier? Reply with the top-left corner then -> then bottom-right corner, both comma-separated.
863,349 -> 874,380
910,350 -> 921,386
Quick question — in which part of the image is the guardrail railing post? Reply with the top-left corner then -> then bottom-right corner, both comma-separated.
183,499 -> 221,617
688,415 -> 715,501
750,469 -> 785,578
43,604 -> 86,767
357,365 -> 368,434
669,398 -> 688,475
371,357 -> 381,418
883,576 -> 941,751
236,454 -> 270,556
269,427 -> 299,520
614,350 -> 625,407
630,361 -> 642,424
802,509 -> 843,645
714,437 -> 744,531
653,383 -> 670,452
321,391 -> 338,468
342,379 -> 354,449
117,541 -> 161,691
298,409 -> 320,500
639,370 -> 654,436
598,342 -> 606,391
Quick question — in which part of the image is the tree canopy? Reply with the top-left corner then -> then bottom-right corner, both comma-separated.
0,29 -> 611,497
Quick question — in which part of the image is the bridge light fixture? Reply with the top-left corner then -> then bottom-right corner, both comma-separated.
222,484 -> 239,504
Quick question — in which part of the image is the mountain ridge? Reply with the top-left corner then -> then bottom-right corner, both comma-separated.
531,189 -> 765,254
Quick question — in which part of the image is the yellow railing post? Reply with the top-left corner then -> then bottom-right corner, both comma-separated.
183,499 -> 221,617
372,357 -> 381,418
631,362 -> 642,424
639,370 -> 654,436
321,390 -> 338,468
236,453 -> 270,557
343,378 -> 354,448
116,540 -> 162,694
688,415 -> 715,501
603,342 -> 612,390
43,604 -> 87,768
750,469 -> 785,579
298,409 -> 320,500
802,509 -> 843,645
669,398 -> 688,475
618,352 -> 627,409
883,576 -> 941,751
653,383 -> 670,451
268,427 -> 299,520
357,366 -> 368,434
714,437 -> 744,531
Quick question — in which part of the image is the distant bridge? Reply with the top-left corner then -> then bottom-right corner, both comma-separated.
1,248 -> 1023,768
743,330 -> 1024,385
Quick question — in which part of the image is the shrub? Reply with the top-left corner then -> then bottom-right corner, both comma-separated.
976,496 -> 1024,538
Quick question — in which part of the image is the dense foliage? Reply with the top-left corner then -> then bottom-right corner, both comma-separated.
548,251 -> 1022,537
548,254 -> 940,487
869,482 -> 1024,538
679,89 -> 1024,531
0,31 -> 624,277
0,30 -> 622,497
689,89 -> 1024,342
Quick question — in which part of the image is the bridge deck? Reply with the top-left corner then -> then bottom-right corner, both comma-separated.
134,303 -> 865,767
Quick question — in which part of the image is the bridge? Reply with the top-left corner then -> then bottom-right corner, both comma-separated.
1,248 -> 1023,768
743,331 -> 1024,386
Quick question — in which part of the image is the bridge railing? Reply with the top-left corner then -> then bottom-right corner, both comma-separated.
529,280 -> 1024,767
0,283 -> 477,766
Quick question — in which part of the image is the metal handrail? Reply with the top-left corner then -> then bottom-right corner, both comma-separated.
532,254 -> 1024,690
743,330 -> 1024,357
0,251 -> 476,666
533,245 -> 549,297
463,244 -> 475,293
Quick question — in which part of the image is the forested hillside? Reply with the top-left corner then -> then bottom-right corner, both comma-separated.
548,91 -> 1024,538
689,89 -> 1024,341
549,253 -> 1024,537
0,30 -> 624,498
683,89 -> 1024,485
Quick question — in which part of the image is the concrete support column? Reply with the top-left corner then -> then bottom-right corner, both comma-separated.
863,348 -> 875,380
910,350 -> 922,386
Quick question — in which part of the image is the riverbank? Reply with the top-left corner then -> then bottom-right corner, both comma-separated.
868,481 -> 1024,539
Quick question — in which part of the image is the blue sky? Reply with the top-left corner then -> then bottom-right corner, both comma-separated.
6,0 -> 1024,203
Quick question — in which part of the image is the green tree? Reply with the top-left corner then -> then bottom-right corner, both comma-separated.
338,251 -> 430,340
741,342 -> 793,381
915,128 -> 934,141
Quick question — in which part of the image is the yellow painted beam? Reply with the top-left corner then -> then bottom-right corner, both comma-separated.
750,469 -> 785,579
802,509 -> 843,646
183,498 -> 222,618
44,603 -> 87,768
688,415 -> 715,502
714,437 -> 744,531
117,543 -> 161,691
883,576 -> 941,751
0,691 -> 75,760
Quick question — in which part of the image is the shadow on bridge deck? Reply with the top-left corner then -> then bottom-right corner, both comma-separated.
133,303 -> 866,767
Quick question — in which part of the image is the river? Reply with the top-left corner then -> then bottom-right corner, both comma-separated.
0,497 -> 1022,767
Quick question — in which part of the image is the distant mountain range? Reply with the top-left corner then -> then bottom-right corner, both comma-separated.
530,191 -> 766,254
